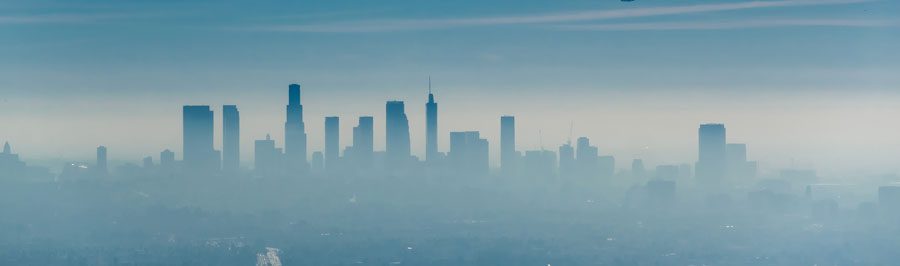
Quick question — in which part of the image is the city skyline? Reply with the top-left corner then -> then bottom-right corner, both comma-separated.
3,0 -> 900,176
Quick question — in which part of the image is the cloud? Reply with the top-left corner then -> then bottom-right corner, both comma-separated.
244,0 -> 873,33
554,19 -> 898,31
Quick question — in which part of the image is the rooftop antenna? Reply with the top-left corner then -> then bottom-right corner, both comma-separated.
428,76 -> 432,94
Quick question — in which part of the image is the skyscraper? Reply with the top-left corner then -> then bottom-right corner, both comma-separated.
386,101 -> 411,167
575,137 -> 599,176
254,134 -> 281,177
223,105 -> 240,171
425,79 -> 438,162
96,145 -> 108,175
449,131 -> 489,175
352,116 -> 374,168
558,143 -> 575,177
697,123 -> 727,184
183,105 -> 217,171
500,116 -> 516,174
285,84 -> 308,173
160,149 -> 175,169
324,116 -> 340,170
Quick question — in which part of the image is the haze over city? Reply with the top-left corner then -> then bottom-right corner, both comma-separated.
2,0 -> 900,265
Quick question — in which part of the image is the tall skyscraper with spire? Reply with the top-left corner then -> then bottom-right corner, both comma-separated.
223,105 -> 240,172
386,100 -> 411,168
425,77 -> 438,162
285,84 -> 308,173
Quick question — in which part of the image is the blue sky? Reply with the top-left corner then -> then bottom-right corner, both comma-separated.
2,0 -> 899,175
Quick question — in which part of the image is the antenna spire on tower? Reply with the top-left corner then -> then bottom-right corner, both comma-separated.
428,76 -> 432,94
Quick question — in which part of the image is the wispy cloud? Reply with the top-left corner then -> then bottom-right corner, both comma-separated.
244,0 -> 873,33
0,13 -> 156,25
555,19 -> 898,31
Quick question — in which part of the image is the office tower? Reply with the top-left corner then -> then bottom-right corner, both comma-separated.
285,84 -> 308,172
632,159 -> 645,178
223,105 -> 240,171
142,156 -> 154,169
183,105 -> 217,171
0,142 -> 26,177
96,145 -> 108,175
598,156 -> 616,178
655,165 -> 679,180
679,163 -> 693,180
575,137 -> 599,176
324,116 -> 340,170
558,143 -> 575,177
254,134 -> 281,176
500,116 -> 516,174
522,150 -> 557,178
726,143 -> 757,180
425,79 -> 438,162
351,116 -> 374,168
696,123 -> 727,184
311,151 -> 324,172
385,101 -> 411,167
160,149 -> 175,168
449,131 -> 490,175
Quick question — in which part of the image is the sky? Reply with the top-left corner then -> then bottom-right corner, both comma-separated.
2,0 -> 899,176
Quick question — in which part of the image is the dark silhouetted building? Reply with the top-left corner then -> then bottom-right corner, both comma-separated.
386,101 -> 411,168
500,116 -> 516,174
285,84 -> 308,173
223,105 -> 240,172
96,145 -> 108,176
325,116 -> 340,170
696,123 -> 726,185
449,131 -> 489,175
183,105 -> 218,171
425,80 -> 438,162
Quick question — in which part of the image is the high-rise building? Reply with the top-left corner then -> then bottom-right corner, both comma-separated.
449,131 -> 489,175
425,79 -> 438,162
223,105 -> 240,171
575,137 -> 599,176
324,116 -> 340,170
385,101 -> 411,167
285,84 -> 308,172
726,143 -> 757,180
558,143 -> 575,177
632,159 -> 645,178
351,116 -> 375,168
697,123 -> 727,184
142,156 -> 154,169
522,150 -> 557,178
96,145 -> 108,175
183,105 -> 217,171
311,151 -> 324,172
0,142 -> 26,177
500,116 -> 516,174
160,149 -> 175,168
254,134 -> 281,177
